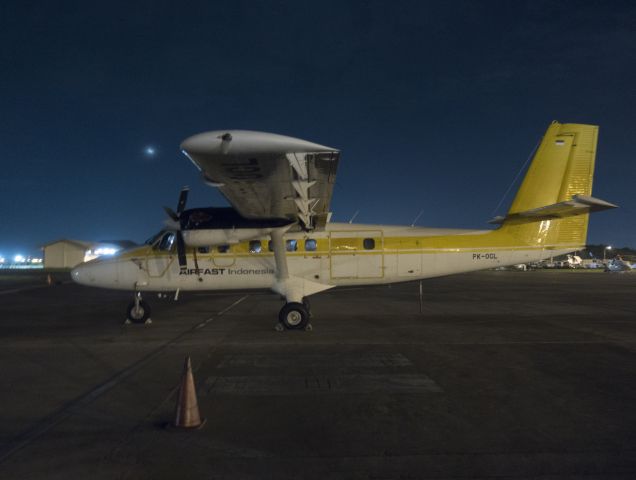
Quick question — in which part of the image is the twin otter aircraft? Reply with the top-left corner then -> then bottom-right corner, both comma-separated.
72,121 -> 616,329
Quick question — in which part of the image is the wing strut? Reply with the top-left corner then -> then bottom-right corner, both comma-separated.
269,227 -> 336,305
270,228 -> 289,282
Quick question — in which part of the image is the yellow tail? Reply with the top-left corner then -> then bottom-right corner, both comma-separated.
500,121 -> 599,248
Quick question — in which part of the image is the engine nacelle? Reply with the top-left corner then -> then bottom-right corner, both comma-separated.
182,228 -> 275,247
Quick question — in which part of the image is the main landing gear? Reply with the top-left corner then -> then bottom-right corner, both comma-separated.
126,291 -> 152,324
277,297 -> 312,331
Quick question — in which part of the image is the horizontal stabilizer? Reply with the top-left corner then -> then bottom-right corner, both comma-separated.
489,195 -> 617,225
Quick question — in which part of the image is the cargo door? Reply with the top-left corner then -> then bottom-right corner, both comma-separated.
330,231 -> 383,279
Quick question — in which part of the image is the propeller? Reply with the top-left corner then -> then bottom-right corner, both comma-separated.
163,187 -> 189,268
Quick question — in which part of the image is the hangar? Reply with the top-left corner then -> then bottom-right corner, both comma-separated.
42,239 -> 134,269
42,239 -> 92,269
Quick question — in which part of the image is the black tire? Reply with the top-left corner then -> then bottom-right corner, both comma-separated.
279,302 -> 309,330
126,299 -> 151,324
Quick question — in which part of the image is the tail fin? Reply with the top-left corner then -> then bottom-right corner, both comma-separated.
498,121 -> 612,248
510,121 -> 598,213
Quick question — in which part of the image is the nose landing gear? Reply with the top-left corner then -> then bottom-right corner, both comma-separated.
126,291 -> 152,324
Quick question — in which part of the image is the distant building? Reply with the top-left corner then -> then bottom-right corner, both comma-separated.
42,239 -> 93,269
42,239 -> 135,269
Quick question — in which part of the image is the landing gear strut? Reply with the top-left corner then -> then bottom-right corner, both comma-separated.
126,291 -> 152,324
270,228 -> 315,331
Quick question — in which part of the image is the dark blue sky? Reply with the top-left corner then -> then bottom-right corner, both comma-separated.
1,0 -> 635,257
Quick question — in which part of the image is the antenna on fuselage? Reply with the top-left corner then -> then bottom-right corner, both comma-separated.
410,209 -> 424,227
348,210 -> 359,224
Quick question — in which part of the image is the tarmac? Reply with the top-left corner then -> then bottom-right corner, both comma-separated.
1,270 -> 636,479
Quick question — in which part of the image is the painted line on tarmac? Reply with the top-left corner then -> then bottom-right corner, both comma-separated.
0,284 -> 50,296
202,374 -> 443,395
0,281 -> 73,296
0,294 -> 249,465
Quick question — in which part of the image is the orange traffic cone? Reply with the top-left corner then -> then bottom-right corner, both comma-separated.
173,356 -> 205,429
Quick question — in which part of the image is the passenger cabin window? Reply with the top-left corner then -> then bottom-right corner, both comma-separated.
266,240 -> 298,252
304,239 -> 317,251
249,240 -> 262,253
217,245 -> 230,253
157,232 -> 175,251
197,246 -> 210,254
363,238 -> 375,250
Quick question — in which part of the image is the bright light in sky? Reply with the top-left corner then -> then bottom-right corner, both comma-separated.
144,146 -> 156,156
14,254 -> 25,263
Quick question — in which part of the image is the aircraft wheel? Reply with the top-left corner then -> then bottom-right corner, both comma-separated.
126,300 -> 151,324
279,302 -> 309,330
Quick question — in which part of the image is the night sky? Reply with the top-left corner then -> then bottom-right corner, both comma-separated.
1,1 -> 635,257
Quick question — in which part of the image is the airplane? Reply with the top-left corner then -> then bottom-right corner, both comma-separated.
566,254 -> 583,268
71,121 -> 617,329
605,255 -> 636,272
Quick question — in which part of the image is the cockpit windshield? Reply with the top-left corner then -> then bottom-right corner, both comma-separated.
145,230 -> 176,252
144,230 -> 165,246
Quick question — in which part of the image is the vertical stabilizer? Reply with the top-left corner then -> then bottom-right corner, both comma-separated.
501,121 -> 599,248
509,121 -> 598,213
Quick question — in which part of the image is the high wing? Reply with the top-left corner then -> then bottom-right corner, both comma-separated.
180,130 -> 339,231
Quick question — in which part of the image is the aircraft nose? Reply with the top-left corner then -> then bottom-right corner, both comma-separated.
71,263 -> 98,285
71,260 -> 134,289
71,264 -> 88,285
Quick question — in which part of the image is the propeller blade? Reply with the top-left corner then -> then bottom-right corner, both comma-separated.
176,231 -> 187,268
177,187 -> 189,215
163,206 -> 179,222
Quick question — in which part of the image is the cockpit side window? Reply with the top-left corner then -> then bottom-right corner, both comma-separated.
157,232 -> 176,252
